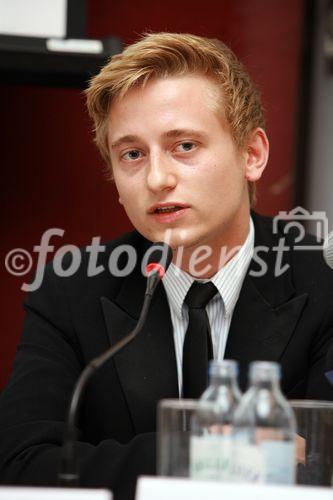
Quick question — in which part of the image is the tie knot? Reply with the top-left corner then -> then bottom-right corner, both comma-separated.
185,281 -> 217,309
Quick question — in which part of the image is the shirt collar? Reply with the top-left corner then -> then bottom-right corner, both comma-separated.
211,217 -> 254,316
162,217 -> 254,318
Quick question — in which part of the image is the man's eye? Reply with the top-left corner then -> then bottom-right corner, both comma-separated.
175,142 -> 196,153
122,149 -> 142,160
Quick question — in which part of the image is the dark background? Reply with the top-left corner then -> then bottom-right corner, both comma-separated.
0,0 -> 305,388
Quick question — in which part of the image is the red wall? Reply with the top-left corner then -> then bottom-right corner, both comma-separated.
0,0 -> 304,388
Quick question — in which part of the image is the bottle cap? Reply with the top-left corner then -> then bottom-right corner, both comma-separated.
249,361 -> 281,381
209,359 -> 238,378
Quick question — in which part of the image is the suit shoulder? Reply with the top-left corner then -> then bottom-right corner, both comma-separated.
30,231 -> 147,298
252,211 -> 333,295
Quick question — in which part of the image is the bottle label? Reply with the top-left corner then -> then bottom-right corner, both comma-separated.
232,443 -> 265,483
232,441 -> 295,484
190,435 -> 232,480
260,440 -> 295,484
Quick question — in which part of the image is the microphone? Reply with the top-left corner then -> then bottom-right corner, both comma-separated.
58,242 -> 173,486
326,343 -> 333,386
323,231 -> 333,386
323,230 -> 333,271
145,242 -> 173,295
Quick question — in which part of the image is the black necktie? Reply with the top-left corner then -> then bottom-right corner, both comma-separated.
182,281 -> 218,398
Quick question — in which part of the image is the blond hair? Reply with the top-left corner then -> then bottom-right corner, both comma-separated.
86,32 -> 265,206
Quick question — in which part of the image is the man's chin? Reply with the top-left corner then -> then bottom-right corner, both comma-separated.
142,228 -> 193,248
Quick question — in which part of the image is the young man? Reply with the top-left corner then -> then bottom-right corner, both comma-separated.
0,33 -> 332,500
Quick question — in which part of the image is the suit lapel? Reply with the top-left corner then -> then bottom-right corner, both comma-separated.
225,213 -> 309,390
225,274 -> 308,389
101,257 -> 178,433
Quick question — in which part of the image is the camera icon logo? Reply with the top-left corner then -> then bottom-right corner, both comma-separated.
272,206 -> 328,250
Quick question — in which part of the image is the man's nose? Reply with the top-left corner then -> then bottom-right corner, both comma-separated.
146,152 -> 177,193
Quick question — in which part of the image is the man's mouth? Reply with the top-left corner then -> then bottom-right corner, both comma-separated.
148,203 -> 188,215
154,206 -> 183,214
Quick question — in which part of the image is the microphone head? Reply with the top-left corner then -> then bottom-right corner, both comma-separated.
325,341 -> 333,386
323,230 -> 333,270
145,242 -> 173,279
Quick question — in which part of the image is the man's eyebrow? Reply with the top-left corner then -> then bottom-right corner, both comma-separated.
111,129 -> 206,149
111,135 -> 140,149
164,129 -> 206,139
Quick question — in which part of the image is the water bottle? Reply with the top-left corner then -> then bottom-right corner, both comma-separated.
190,359 -> 241,480
232,361 -> 296,484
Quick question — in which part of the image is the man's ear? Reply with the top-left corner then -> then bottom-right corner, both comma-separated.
244,127 -> 269,182
118,197 -> 123,205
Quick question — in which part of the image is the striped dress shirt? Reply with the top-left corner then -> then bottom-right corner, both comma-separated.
162,217 -> 254,395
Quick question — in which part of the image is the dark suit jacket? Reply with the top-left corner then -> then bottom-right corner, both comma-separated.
1,212 -> 333,499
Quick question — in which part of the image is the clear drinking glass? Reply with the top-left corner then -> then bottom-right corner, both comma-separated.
290,400 -> 333,486
157,399 -> 203,477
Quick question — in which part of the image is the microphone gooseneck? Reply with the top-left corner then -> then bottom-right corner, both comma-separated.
58,242 -> 173,486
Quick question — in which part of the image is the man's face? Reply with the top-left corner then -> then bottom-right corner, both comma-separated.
108,75 -> 253,257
